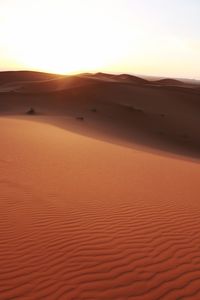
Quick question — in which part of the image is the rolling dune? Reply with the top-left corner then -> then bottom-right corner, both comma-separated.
0,71 -> 200,299
152,78 -> 184,86
0,70 -> 63,84
0,72 -> 200,159
0,117 -> 200,299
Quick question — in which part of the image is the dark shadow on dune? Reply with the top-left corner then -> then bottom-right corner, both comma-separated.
43,117 -> 200,162
8,114 -> 200,164
0,74 -> 200,162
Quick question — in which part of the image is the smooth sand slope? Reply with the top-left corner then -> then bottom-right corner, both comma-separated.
0,117 -> 200,299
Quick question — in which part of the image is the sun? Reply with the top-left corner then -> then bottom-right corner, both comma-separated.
1,0 -> 131,74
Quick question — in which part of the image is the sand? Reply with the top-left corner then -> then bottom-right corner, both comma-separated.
0,71 -> 200,299
1,72 -> 200,159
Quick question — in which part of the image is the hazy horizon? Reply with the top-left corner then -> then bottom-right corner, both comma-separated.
0,0 -> 200,79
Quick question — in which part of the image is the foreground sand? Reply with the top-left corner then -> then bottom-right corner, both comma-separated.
1,117 -> 200,299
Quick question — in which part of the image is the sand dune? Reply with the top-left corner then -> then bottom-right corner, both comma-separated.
152,78 -> 184,86
0,73 -> 98,93
11,76 -> 98,93
1,117 -> 200,299
114,73 -> 149,84
90,72 -> 149,84
0,70 -> 63,84
0,71 -> 200,159
0,71 -> 200,299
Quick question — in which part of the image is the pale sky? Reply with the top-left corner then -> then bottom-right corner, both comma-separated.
0,0 -> 200,78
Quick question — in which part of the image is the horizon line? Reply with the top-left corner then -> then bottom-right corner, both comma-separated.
0,69 -> 199,81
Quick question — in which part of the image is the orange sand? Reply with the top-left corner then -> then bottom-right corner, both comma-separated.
1,117 -> 200,299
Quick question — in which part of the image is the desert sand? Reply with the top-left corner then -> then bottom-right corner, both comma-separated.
0,71 -> 200,299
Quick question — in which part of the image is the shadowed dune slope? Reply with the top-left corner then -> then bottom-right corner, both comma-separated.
0,70 -> 63,84
8,76 -> 98,93
0,117 -> 200,299
114,74 -> 149,84
152,78 -> 184,86
91,73 -> 149,84
0,72 -> 200,159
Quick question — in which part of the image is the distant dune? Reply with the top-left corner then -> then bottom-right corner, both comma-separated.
11,75 -> 98,93
92,72 -> 116,81
0,70 -> 63,84
152,78 -> 185,86
91,72 -> 149,84
0,71 -> 200,299
114,74 -> 149,84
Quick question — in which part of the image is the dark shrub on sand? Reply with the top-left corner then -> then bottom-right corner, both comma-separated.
76,116 -> 84,121
26,108 -> 36,115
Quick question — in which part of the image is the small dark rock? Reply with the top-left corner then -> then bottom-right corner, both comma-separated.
136,108 -> 143,113
76,117 -> 84,121
181,133 -> 189,140
127,106 -> 143,113
90,108 -> 97,113
127,106 -> 134,110
26,108 -> 36,115
158,131 -> 164,135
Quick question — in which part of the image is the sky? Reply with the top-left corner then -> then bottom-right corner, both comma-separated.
0,0 -> 200,79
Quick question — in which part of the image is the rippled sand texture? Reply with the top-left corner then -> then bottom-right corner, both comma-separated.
0,118 -> 200,299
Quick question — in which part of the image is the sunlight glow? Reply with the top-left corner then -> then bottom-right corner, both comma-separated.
0,0 -> 200,78
0,0 -> 132,74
